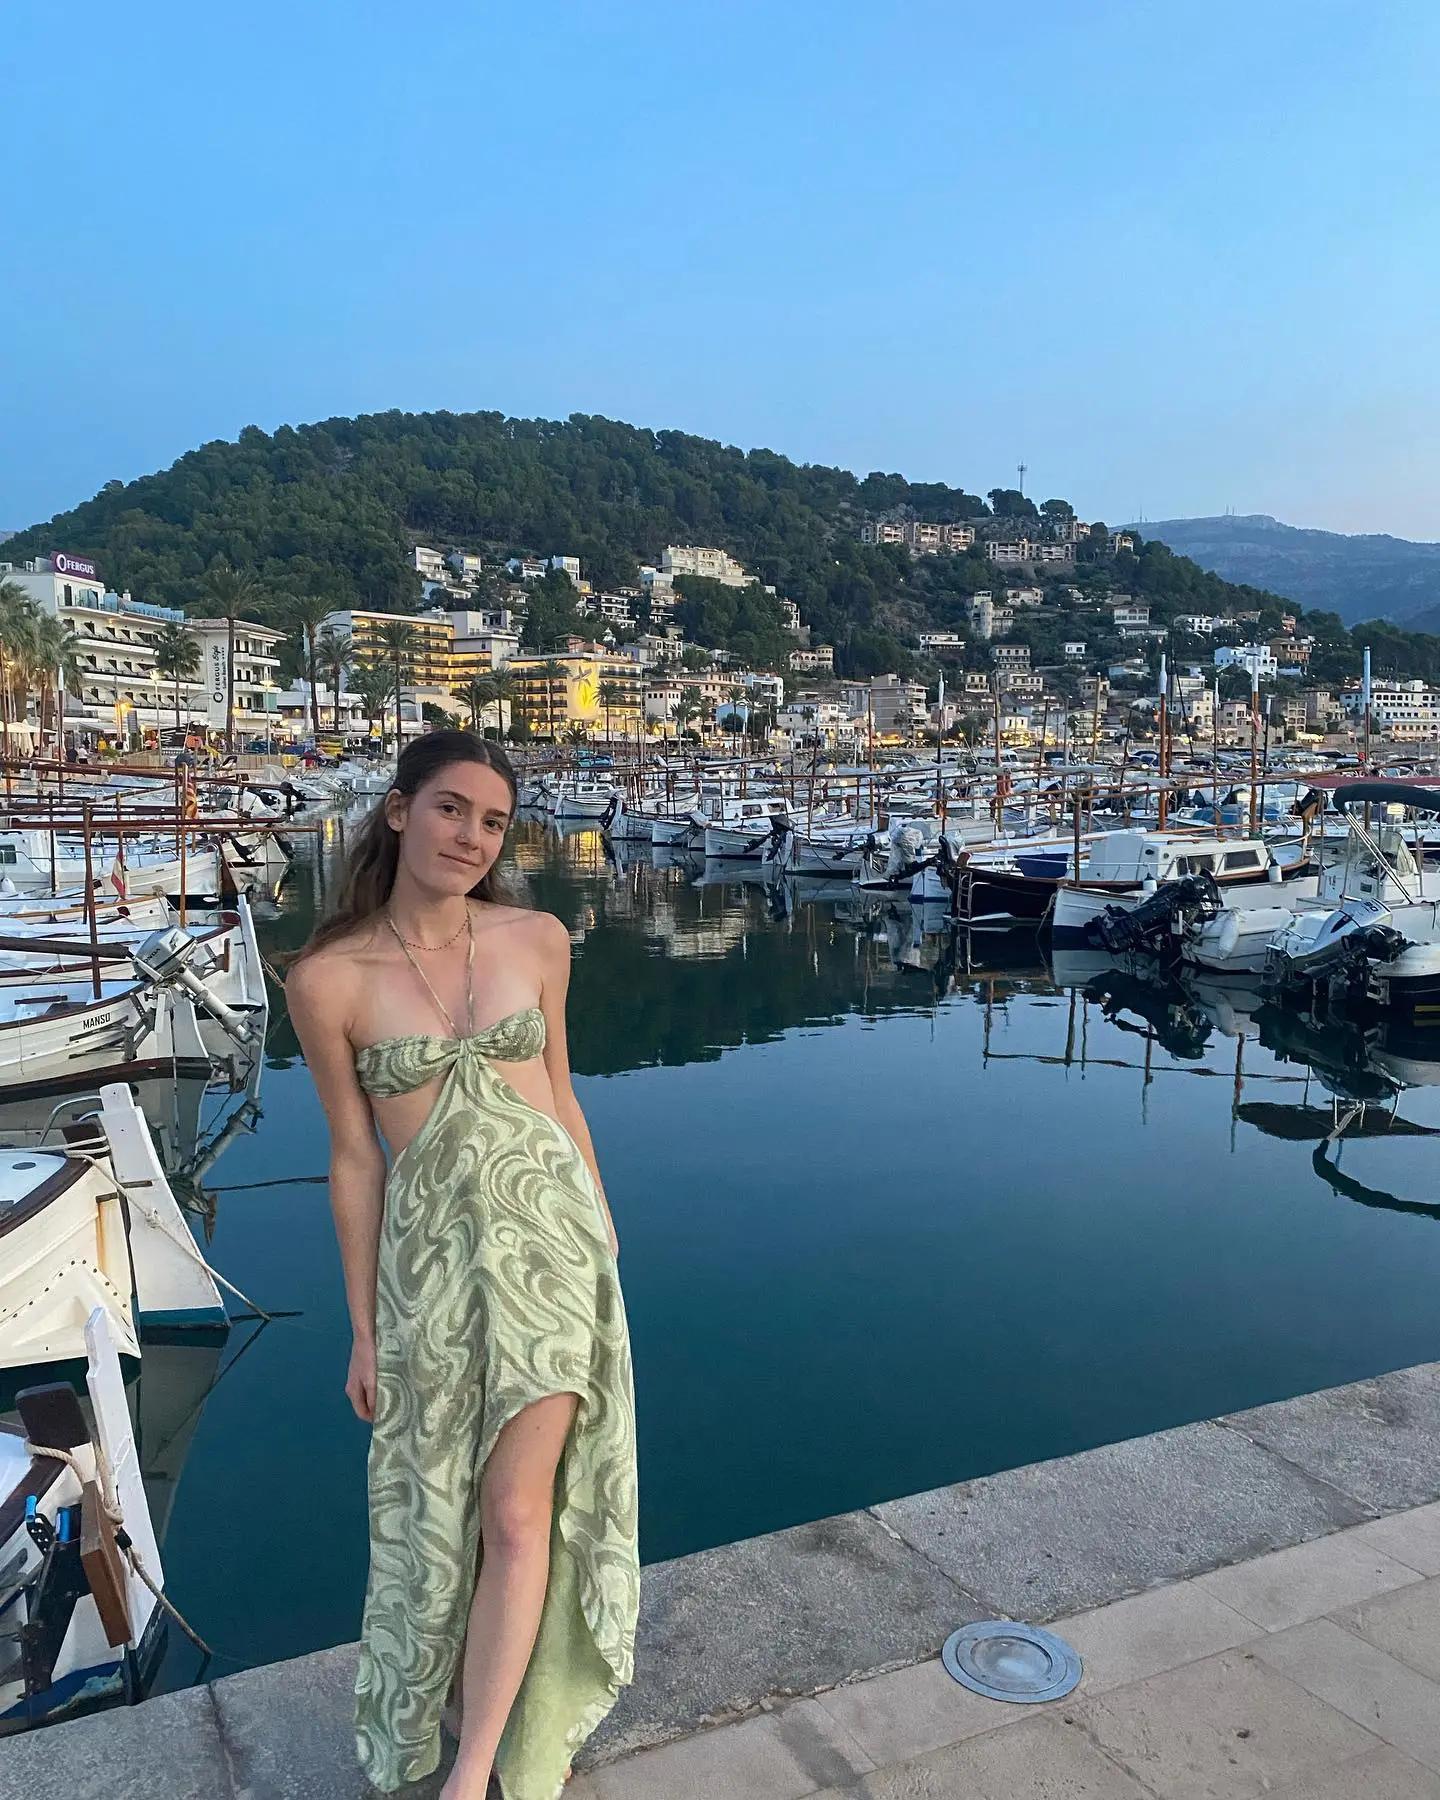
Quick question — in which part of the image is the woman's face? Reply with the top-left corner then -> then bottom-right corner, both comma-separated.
386,761 -> 514,895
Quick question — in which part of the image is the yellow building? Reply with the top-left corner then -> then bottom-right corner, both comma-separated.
321,607 -> 454,691
508,649 -> 644,737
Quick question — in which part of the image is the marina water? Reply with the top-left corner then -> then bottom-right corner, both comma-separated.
152,810 -> 1440,1693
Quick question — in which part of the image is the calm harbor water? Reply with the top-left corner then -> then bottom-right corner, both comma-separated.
149,812 -> 1440,1693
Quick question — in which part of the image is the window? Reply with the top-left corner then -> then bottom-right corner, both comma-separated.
1221,850 -> 1262,872
0,845 -> 15,865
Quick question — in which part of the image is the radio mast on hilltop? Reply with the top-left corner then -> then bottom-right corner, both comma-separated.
1016,460 -> 1028,497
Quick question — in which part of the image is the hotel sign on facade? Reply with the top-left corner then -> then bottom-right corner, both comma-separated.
50,552 -> 99,580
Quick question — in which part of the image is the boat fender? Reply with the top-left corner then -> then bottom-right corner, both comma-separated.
1267,862 -> 1283,885
1215,911 -> 1242,960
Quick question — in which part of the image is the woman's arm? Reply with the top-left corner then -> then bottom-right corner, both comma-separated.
535,913 -> 618,1257
287,954 -> 390,1417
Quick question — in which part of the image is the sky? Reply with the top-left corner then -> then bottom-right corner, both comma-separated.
5,0 -> 1440,539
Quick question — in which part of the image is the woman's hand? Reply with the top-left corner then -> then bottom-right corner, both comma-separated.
346,1336 -> 378,1422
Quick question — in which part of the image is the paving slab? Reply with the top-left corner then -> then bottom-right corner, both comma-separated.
1222,1360 -> 1440,1514
1356,1500 -> 1440,1576
211,1641 -> 450,1798
872,1418 -> 1366,1621
1265,1744 -> 1440,1798
814,1654 -> 1055,1768
0,1684 -> 232,1800
578,1697 -> 873,1799
1255,1617 -> 1440,1773
1333,1576 -> 1440,1684
810,1713 -> 1155,1798
583,1511 -> 985,1763
1194,1524 -> 1422,1631
1075,1647 -> 1375,1800
1057,1581 -> 1259,1692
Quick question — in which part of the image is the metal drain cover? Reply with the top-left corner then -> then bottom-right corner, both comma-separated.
941,1621 -> 1082,1703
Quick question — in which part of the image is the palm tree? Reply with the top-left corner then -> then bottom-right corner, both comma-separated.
597,679 -> 626,745
536,659 -> 566,741
487,667 -> 515,738
316,626 -> 354,733
152,622 -> 201,736
199,561 -> 262,749
452,676 -> 494,731
375,621 -> 420,750
33,616 -> 82,753
0,582 -> 43,750
670,686 -> 701,741
285,593 -> 333,738
350,664 -> 396,748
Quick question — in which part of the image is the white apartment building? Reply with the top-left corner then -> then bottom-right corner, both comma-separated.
549,555 -> 582,584
780,597 -> 802,634
661,545 -> 751,587
581,592 -> 635,627
1110,531 -> 1138,554
1109,599 -> 1151,627
993,643 -> 1031,670
1005,585 -> 1044,607
412,545 -> 447,583
1032,542 -> 1076,565
0,554 -> 202,740
966,594 -> 998,640
447,550 -> 484,583
1344,680 -> 1440,740
505,558 -> 548,581
187,618 -> 286,736
1064,641 -> 1087,659
986,540 -> 1033,566
1175,614 -> 1217,636
1215,643 -> 1278,681
776,697 -> 858,748
919,631 -> 965,652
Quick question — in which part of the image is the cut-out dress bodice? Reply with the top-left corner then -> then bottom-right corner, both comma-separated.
354,1006 -> 547,1098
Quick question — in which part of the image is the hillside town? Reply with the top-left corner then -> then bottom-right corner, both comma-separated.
2,511 -> 1437,760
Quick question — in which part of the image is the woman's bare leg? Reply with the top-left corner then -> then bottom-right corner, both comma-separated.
440,1392 -> 579,1800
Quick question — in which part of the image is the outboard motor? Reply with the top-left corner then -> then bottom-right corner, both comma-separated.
132,927 -> 263,1048
1085,871 -> 1223,961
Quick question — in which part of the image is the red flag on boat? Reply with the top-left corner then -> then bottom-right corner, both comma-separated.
109,841 -> 127,899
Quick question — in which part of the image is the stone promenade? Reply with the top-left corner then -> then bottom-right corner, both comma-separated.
3,1359 -> 1438,1798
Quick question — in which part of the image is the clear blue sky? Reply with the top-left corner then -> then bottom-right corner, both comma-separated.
6,0 -> 1438,538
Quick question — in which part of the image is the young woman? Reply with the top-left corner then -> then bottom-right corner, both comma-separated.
287,730 -> 638,1800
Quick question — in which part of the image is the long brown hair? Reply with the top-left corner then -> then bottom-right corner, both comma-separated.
293,730 -> 520,963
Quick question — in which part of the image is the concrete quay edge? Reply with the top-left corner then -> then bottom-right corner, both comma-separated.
2,1356 -> 1437,1798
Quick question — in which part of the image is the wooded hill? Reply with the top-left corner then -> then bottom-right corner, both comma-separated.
7,409 -> 1432,682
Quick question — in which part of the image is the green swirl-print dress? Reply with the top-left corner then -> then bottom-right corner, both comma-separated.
352,1009 -> 638,1799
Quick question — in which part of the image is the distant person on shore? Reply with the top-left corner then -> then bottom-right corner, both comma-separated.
286,729 -> 637,1800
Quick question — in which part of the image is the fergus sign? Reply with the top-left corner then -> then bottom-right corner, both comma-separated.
51,552 -> 98,580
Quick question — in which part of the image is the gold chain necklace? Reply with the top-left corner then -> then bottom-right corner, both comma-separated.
385,905 -> 470,951
385,904 -> 475,1038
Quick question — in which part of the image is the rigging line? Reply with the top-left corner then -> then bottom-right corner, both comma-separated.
206,1173 -> 330,1192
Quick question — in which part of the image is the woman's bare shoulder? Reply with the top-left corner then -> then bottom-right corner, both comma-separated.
286,923 -> 383,1007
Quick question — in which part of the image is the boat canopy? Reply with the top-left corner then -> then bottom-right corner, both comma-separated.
1334,780 -> 1440,816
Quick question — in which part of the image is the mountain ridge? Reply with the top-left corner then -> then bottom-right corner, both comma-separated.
1136,513 -> 1440,634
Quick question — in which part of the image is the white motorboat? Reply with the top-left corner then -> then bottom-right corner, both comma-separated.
1052,830 -> 1317,947
0,1081 -> 228,1370
0,830 -> 224,901
0,900 -> 268,1092
1265,780 -> 1440,1020
552,781 -> 616,822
